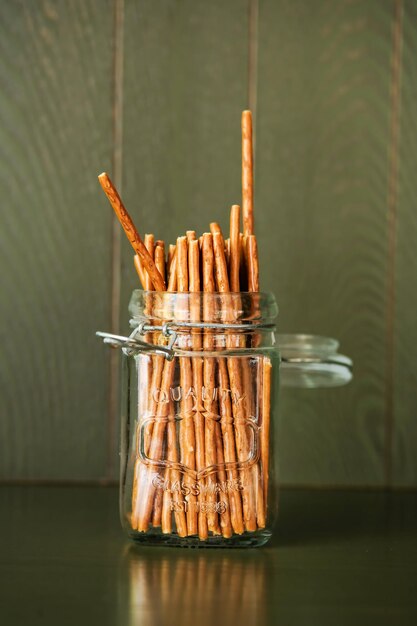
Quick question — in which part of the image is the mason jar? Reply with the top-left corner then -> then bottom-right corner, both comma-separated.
113,290 -> 280,548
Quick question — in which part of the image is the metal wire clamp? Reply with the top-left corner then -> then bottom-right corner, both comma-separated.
96,320 -> 276,360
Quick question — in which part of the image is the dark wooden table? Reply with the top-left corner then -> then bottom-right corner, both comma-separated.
1,487 -> 416,625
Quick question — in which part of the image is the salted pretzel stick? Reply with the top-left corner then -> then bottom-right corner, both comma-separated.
202,233 -> 221,535
189,240 -> 209,540
241,111 -> 254,237
134,254 -> 146,288
176,236 -> 197,536
212,230 -> 257,532
98,172 -> 166,290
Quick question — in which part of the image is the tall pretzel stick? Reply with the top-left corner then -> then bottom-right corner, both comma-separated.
98,172 -> 166,290
241,111 -> 254,237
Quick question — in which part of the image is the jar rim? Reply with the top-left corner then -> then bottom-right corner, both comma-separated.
129,289 -> 279,324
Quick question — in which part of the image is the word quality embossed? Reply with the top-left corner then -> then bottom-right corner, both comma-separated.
150,385 -> 246,408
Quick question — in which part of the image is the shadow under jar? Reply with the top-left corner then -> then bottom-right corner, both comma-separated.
119,290 -> 280,547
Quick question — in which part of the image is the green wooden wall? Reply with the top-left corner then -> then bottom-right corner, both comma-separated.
1,0 -> 415,487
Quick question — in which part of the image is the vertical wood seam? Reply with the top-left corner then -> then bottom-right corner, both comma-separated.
248,0 -> 259,153
385,0 -> 403,487
107,0 -> 124,480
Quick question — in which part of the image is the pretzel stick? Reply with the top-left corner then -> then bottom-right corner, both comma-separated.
168,244 -> 176,281
212,230 -> 257,532
239,233 -> 248,291
246,235 -> 259,292
189,239 -> 209,540
134,254 -> 146,287
245,233 -> 267,527
241,111 -> 254,237
142,234 -> 155,455
131,235 -> 156,529
135,261 -> 187,536
261,357 -> 272,508
151,241 -> 166,528
229,206 -> 240,293
202,233 -> 221,535
98,173 -> 166,290
217,360 -> 244,534
176,236 -> 198,536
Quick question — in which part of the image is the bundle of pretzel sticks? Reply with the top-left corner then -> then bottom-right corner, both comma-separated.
98,111 -> 272,540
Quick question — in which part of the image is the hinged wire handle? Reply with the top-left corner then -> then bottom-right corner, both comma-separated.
96,320 -> 276,360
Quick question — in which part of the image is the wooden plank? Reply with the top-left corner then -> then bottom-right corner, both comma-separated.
393,0 -> 417,486
0,1 -> 113,479
120,0 -> 249,323
257,0 -> 394,485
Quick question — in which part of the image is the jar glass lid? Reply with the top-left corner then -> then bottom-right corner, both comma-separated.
277,334 -> 353,388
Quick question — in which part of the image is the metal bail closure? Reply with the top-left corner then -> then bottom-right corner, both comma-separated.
96,323 -> 177,360
97,319 -> 275,359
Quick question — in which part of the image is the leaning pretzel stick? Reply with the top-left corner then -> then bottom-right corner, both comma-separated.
98,173 -> 166,290
241,111 -> 254,237
189,239 -> 209,540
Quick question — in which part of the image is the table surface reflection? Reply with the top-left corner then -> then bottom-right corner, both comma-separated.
0,486 -> 416,625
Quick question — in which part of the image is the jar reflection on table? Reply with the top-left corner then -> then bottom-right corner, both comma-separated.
119,545 -> 270,626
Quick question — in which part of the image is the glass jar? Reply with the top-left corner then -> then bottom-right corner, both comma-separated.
118,290 -> 280,548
